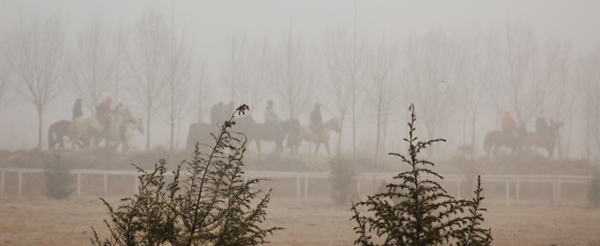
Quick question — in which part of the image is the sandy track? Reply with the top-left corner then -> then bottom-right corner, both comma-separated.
2,196 -> 600,246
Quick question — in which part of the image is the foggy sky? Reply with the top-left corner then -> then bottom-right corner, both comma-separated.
1,0 -> 599,154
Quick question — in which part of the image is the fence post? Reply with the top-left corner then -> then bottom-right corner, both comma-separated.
304,177 -> 309,203
77,173 -> 81,196
18,171 -> 23,198
1,171 -> 4,198
552,181 -> 557,206
516,177 -> 520,199
506,180 -> 510,206
296,177 -> 300,197
103,173 -> 108,196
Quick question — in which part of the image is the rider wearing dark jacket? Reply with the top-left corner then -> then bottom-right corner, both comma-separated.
536,110 -> 551,145
309,103 -> 323,134
72,98 -> 83,120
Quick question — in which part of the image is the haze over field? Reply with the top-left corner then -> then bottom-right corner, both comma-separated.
1,0 -> 599,160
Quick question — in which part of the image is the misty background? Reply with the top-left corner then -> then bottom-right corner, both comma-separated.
1,0 -> 599,160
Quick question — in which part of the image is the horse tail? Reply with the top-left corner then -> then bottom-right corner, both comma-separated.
48,124 -> 55,148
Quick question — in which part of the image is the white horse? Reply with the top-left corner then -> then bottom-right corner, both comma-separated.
116,109 -> 144,152
67,116 -> 104,148
67,107 -> 143,151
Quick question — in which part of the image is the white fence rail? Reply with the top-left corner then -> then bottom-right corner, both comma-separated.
0,168 -> 592,206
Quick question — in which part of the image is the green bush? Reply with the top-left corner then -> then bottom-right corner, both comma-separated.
44,154 -> 74,200
91,105 -> 282,246
351,104 -> 492,246
329,155 -> 358,205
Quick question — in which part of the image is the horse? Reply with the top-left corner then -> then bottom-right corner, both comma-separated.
48,120 -> 71,149
116,108 -> 144,152
483,124 -> 526,158
67,116 -> 104,149
523,120 -> 563,158
289,118 -> 341,155
235,116 -> 300,154
67,108 -> 137,150
185,122 -> 219,152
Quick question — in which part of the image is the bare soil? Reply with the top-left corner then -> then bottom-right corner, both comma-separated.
2,148 -> 600,245
1,195 -> 600,246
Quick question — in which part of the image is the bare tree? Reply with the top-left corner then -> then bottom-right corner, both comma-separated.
458,27 -> 497,157
366,37 -> 399,189
0,45 -> 14,113
71,17 -> 114,115
405,30 -> 461,157
160,26 -> 193,151
125,12 -> 169,151
110,20 -> 130,106
223,33 -> 272,112
543,39 -> 574,158
4,15 -> 67,149
195,59 -> 211,123
581,47 -> 600,160
322,27 -> 369,155
497,23 -> 546,125
273,30 -> 313,120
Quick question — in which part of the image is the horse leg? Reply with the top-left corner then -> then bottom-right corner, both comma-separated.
314,142 -> 321,154
325,142 -> 331,156
256,140 -> 262,155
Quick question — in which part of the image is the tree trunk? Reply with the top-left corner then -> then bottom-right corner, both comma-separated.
37,109 -> 43,149
146,117 -> 151,151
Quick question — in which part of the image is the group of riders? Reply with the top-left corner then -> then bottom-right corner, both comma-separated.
501,109 -> 552,145
62,95 -> 142,151
264,100 -> 326,140
490,108 -> 559,157
210,100 -> 326,139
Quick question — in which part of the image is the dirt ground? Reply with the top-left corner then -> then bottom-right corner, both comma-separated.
1,195 -> 600,246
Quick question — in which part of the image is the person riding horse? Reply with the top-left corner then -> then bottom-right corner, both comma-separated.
502,109 -> 518,139
72,98 -> 83,120
95,96 -> 113,133
536,110 -> 551,146
309,103 -> 323,137
264,100 -> 282,135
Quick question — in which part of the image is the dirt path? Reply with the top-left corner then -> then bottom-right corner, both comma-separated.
1,196 -> 599,246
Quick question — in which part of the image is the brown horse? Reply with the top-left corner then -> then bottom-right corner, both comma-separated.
523,120 -> 563,158
235,116 -> 300,154
289,118 -> 340,155
48,120 -> 71,149
483,124 -> 526,157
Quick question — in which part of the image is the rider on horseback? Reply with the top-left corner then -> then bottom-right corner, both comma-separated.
95,95 -> 113,133
72,98 -> 83,120
309,103 -> 323,138
502,109 -> 518,139
264,100 -> 282,134
536,110 -> 551,146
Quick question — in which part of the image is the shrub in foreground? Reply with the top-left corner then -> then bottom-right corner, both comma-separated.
351,104 -> 492,246
92,105 -> 282,246
44,154 -> 74,200
329,155 -> 359,205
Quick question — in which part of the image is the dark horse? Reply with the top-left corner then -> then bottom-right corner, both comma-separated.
48,120 -> 72,149
235,115 -> 299,154
185,122 -> 219,152
483,124 -> 526,157
523,120 -> 563,158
